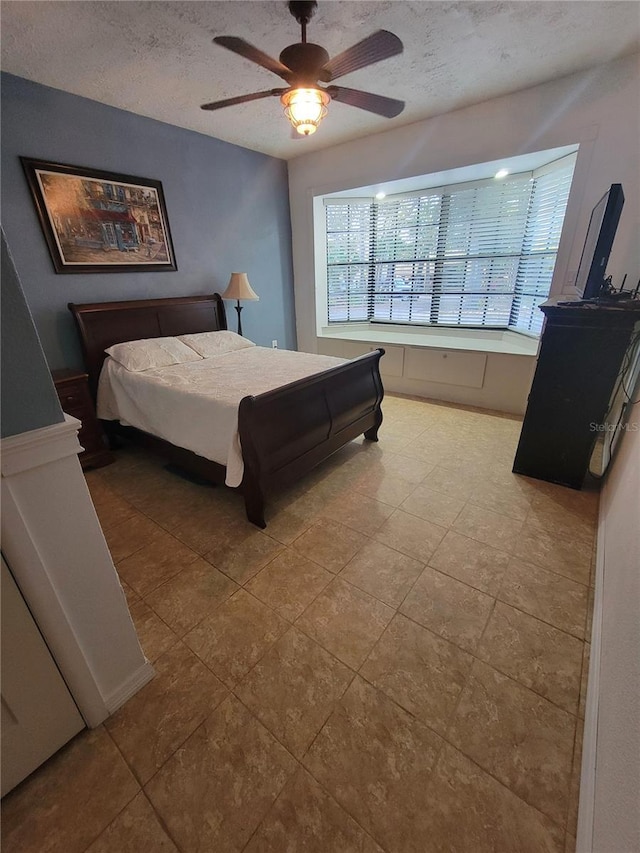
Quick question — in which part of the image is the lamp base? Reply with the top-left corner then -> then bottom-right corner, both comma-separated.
234,302 -> 243,336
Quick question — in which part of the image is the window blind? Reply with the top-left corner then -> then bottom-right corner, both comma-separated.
509,158 -> 576,335
325,155 -> 575,332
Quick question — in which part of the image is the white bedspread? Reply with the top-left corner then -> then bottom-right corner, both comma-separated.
97,346 -> 346,487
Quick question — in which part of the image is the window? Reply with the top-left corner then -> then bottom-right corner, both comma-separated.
325,154 -> 575,336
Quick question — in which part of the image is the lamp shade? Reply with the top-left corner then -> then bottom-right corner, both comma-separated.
221,273 -> 259,301
281,88 -> 330,136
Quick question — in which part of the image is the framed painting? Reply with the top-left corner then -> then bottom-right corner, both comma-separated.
20,157 -> 177,273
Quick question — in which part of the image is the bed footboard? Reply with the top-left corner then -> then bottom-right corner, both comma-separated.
238,349 -> 385,527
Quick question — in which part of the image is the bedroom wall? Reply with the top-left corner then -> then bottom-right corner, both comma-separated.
582,392 -> 640,852
1,228 -> 63,438
0,72 -> 296,369
287,52 -> 640,395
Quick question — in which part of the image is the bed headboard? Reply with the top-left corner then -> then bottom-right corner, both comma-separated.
68,293 -> 227,398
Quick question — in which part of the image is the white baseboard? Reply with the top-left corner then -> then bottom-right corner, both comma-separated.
105,661 -> 156,715
575,509 -> 605,852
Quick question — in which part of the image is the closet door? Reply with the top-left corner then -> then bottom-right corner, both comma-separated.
1,555 -> 84,796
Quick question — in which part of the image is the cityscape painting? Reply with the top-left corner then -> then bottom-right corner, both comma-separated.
21,158 -> 177,273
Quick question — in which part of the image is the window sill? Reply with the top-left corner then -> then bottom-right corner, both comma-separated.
318,323 -> 539,357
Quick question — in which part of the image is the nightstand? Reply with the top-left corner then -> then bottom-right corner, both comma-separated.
51,368 -> 113,470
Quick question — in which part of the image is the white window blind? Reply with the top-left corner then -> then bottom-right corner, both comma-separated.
326,202 -> 371,322
509,158 -> 576,335
325,155 -> 575,333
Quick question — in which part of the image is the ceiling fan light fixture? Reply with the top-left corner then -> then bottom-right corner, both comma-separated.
281,87 -> 330,135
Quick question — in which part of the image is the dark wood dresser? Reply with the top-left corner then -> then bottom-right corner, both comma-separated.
51,368 -> 113,470
513,298 -> 640,488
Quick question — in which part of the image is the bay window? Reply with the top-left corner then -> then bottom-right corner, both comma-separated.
325,153 -> 576,336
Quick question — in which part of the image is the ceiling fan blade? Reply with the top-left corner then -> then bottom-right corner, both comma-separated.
201,89 -> 287,111
214,36 -> 293,82
327,85 -> 405,118
322,30 -> 403,81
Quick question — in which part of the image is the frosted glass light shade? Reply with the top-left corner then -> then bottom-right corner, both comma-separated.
221,273 -> 259,301
281,88 -> 330,136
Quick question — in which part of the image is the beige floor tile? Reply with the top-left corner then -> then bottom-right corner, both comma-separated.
361,613 -> 472,735
429,529 -> 511,595
103,512 -> 165,563
246,549 -> 333,622
398,441 -> 459,470
264,490 -> 324,544
133,487 -> 214,532
400,567 -> 494,653
368,452 -> 436,485
372,432 -> 412,454
512,525 -> 592,585
296,577 -> 394,668
374,508 -> 447,563
206,529 -> 283,584
86,791 -> 178,852
1,728 -> 139,853
145,695 -> 296,853
91,486 -> 138,532
173,505 -> 255,556
128,597 -> 179,663
469,477 -> 533,521
101,466 -> 169,507
236,627 -> 352,758
13,396 -> 599,853
526,503 -> 596,546
449,660 -> 575,825
303,676 -> 442,853
380,419 -> 428,440
477,602 -> 583,714
352,469 -> 418,507
400,484 -> 465,527
184,589 -> 288,688
421,464 -> 484,501
531,486 -> 599,524
499,558 -> 588,639
420,744 -> 563,853
292,518 -> 368,573
245,767 -> 383,853
144,558 -> 238,636
322,491 -> 395,536
105,642 -> 227,784
116,531 -> 200,597
452,503 -> 523,552
340,540 -> 424,607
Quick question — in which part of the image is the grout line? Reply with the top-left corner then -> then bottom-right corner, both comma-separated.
137,789 -> 187,853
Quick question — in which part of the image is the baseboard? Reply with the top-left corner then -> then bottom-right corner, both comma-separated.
575,510 -> 605,852
105,661 -> 155,716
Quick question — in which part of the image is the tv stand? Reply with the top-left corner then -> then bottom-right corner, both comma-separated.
513,298 -> 640,489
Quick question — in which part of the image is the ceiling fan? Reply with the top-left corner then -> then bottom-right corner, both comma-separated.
201,0 -> 405,137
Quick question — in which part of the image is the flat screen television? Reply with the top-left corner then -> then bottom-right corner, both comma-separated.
575,183 -> 624,299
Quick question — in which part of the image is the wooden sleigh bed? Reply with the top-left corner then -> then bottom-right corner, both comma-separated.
69,294 -> 384,528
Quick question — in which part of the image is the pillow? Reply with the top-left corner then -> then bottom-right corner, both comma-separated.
105,336 -> 202,372
177,330 -> 255,359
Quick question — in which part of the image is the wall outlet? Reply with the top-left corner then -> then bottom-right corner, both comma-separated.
272,340 -> 278,349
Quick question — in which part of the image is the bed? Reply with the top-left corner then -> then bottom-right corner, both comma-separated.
69,294 -> 384,528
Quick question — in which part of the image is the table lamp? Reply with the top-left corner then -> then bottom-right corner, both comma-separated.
221,273 -> 259,336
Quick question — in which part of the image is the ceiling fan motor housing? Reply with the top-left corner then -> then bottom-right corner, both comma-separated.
288,1 -> 318,27
279,43 -> 331,85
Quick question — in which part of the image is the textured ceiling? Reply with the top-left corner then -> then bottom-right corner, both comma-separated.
2,1 -> 639,160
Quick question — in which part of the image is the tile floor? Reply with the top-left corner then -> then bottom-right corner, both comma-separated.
1,394 -> 597,853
